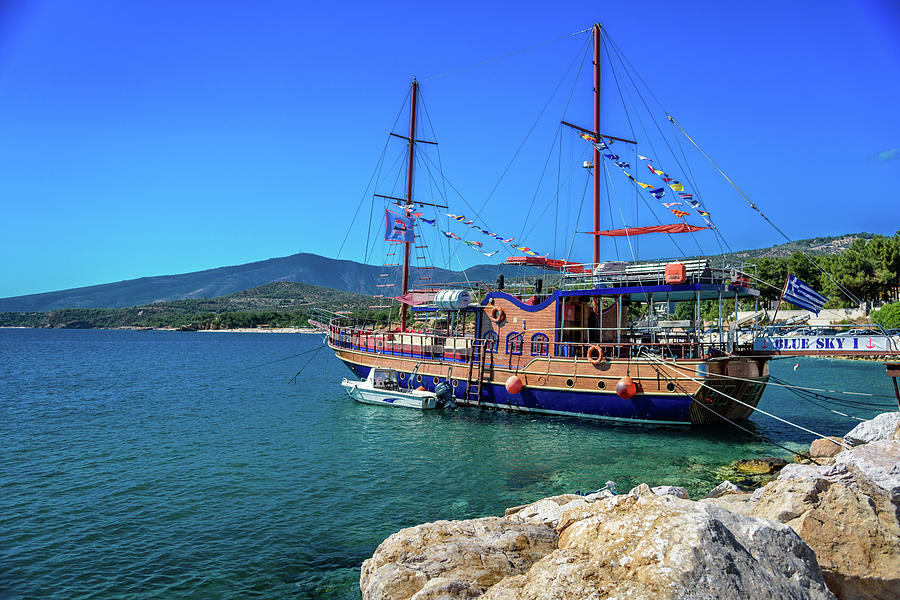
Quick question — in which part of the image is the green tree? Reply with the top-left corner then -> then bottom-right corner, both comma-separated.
872,302 -> 900,329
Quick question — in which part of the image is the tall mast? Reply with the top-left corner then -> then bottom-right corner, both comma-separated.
592,23 -> 602,266
400,78 -> 418,332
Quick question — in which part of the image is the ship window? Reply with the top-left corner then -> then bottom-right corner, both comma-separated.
484,331 -> 499,353
530,333 -> 549,356
506,332 -> 523,355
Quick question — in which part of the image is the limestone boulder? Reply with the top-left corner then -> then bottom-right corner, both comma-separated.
482,492 -> 834,600
844,412 -> 900,446
704,479 -> 742,498
650,485 -> 690,499
360,517 -> 557,600
810,436 -> 848,459
705,439 -> 900,600
505,496 -> 588,529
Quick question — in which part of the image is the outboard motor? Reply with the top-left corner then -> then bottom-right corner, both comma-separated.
435,380 -> 455,409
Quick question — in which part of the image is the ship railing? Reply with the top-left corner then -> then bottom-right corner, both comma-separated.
558,258 -> 757,290
328,320 -> 751,365
327,322 -> 485,365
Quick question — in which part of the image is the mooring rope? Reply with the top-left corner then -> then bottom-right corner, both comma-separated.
639,350 -> 853,450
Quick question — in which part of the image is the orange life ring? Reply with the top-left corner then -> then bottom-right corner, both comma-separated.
488,306 -> 505,323
587,345 -> 604,365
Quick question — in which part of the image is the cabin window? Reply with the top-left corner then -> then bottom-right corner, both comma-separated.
484,331 -> 499,353
530,333 -> 549,356
506,332 -> 523,355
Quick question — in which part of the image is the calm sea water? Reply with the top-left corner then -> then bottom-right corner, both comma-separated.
1,328 -> 896,599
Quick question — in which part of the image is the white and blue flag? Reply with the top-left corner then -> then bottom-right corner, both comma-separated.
782,274 -> 828,314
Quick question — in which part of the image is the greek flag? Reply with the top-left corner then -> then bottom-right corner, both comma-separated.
782,274 -> 828,314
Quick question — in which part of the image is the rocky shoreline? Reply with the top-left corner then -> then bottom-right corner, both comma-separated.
361,413 -> 900,600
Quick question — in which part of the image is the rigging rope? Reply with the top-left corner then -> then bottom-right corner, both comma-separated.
476,33 -> 592,218
422,27 -> 591,82
639,350 -> 854,449
667,115 -> 863,306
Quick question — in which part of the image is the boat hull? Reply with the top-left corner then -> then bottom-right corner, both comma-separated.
341,379 -> 439,410
334,346 -> 768,426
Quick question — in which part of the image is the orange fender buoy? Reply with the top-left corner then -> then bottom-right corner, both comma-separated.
505,375 -> 523,394
616,376 -> 637,399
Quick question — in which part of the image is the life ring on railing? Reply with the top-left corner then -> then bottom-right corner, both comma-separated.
587,345 -> 604,365
488,306 -> 506,323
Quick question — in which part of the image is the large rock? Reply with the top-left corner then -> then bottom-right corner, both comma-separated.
844,412 -> 900,446
810,436 -> 849,459
704,440 -> 900,599
482,491 -> 834,600
360,517 -> 558,600
504,494 -> 588,529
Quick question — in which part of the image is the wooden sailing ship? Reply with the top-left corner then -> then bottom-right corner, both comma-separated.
326,24 -> 770,425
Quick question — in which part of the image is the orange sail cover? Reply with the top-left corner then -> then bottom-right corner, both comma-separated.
587,223 -> 709,237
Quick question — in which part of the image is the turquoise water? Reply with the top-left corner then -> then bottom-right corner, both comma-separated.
1,328 -> 896,599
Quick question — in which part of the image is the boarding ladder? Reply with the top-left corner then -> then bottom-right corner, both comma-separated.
465,339 -> 493,405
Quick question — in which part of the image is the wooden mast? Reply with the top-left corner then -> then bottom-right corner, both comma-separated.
592,23 -> 602,267
400,78 -> 418,332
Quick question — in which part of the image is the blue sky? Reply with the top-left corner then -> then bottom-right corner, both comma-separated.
1,0 -> 898,298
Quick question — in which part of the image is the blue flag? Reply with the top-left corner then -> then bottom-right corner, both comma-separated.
649,187 -> 666,199
782,274 -> 828,314
385,209 -> 415,243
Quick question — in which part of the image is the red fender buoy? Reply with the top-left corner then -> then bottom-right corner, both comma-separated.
505,375 -> 523,394
616,376 -> 637,399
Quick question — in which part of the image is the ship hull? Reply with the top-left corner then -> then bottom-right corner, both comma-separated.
334,346 -> 768,426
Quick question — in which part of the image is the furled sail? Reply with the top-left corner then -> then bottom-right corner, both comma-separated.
586,223 -> 709,237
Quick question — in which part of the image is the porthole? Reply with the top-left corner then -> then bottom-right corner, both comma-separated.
416,374 -> 423,383
451,379 -> 459,387
597,380 -> 606,390
433,376 -> 440,385
399,373 -> 406,381
565,378 -> 575,388
666,382 -> 676,392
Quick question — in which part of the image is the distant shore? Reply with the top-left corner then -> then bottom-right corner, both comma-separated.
122,326 -> 322,334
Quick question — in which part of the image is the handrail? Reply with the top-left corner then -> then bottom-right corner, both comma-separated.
327,321 -> 746,363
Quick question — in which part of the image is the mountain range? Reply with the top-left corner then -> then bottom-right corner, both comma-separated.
0,233 -> 875,312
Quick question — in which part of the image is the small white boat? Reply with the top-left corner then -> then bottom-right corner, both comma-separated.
341,367 -> 440,410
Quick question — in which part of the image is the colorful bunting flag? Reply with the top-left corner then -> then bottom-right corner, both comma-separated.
649,187 -> 666,199
580,132 -> 598,143
637,155 -> 651,161
670,209 -> 690,218
662,202 -> 683,207
668,181 -> 684,192
678,193 -> 693,201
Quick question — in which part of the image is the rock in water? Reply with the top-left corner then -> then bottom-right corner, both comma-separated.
483,492 -> 834,600
735,457 -> 789,475
360,517 -> 557,600
844,412 -> 900,446
810,436 -> 848,459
